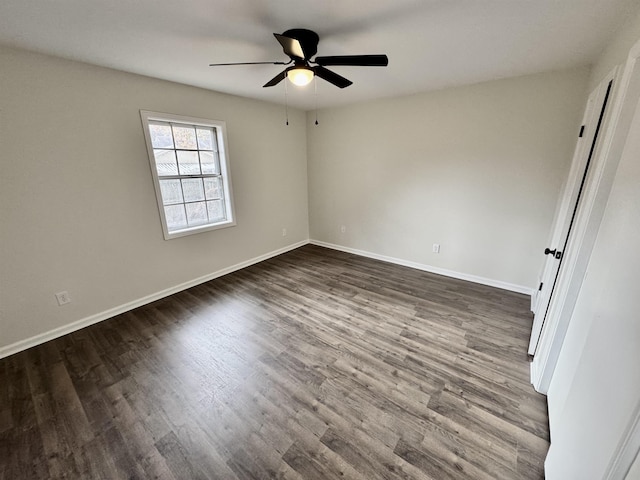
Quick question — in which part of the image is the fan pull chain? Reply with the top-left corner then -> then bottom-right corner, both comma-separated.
314,76 -> 319,125
284,78 -> 289,126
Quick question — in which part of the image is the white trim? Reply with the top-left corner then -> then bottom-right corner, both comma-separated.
530,279 -> 540,313
1,237 -> 534,359
310,240 -> 533,295
527,73 -> 615,355
139,110 -> 237,240
532,40 -> 640,394
0,240 -> 308,360
605,400 -> 640,479
604,39 -> 640,480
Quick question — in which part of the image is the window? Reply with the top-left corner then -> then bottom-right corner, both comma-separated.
140,111 -> 235,239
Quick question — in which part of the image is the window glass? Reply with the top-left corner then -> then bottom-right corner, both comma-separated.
141,111 -> 235,239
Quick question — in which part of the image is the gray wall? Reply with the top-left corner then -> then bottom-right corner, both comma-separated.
0,46 -> 594,358
306,68 -> 590,290
0,46 -> 309,352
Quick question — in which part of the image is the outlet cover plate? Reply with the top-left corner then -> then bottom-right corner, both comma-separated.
55,291 -> 71,306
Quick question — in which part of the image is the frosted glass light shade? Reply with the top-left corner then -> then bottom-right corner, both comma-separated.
287,68 -> 314,86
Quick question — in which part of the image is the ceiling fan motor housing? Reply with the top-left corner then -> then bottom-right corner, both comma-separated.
282,29 -> 319,59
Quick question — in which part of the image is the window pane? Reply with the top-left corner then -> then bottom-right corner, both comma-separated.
159,179 -> 183,205
164,204 -> 187,230
172,125 -> 197,149
142,111 -> 234,238
196,127 -> 216,150
186,202 -> 208,226
182,178 -> 205,202
204,177 -> 223,200
177,150 -> 200,175
154,149 -> 178,176
200,151 -> 220,175
149,122 -> 174,148
207,199 -> 226,222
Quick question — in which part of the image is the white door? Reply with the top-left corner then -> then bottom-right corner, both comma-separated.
527,75 -> 614,356
543,39 -> 640,477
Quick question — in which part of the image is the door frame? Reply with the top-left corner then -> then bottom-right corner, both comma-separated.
605,399 -> 640,479
527,74 -> 614,355
531,40 -> 640,394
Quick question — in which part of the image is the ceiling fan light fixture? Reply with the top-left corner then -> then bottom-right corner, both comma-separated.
287,67 -> 314,86
210,29 -> 388,90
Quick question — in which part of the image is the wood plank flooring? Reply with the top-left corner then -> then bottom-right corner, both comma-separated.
0,245 -> 549,479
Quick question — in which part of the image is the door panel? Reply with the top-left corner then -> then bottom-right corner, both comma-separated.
528,77 -> 613,356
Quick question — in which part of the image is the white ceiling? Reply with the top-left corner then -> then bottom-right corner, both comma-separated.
0,0 -> 637,110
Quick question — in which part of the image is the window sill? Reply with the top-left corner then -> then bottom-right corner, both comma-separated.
163,219 -> 236,240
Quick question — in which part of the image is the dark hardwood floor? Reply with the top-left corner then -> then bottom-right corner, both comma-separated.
0,245 -> 549,479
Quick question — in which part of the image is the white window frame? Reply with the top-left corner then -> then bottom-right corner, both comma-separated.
140,110 -> 236,240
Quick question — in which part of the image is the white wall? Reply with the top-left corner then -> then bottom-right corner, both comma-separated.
0,46 -> 309,354
627,452 -> 640,480
307,68 -> 589,290
589,8 -> 640,92
543,4 -> 640,474
544,57 -> 640,478
546,6 -> 640,423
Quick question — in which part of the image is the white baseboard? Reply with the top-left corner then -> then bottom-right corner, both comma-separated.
0,240 -> 309,360
531,360 -> 547,394
310,240 -> 533,296
605,399 -> 640,479
2,239 -> 533,359
531,287 -> 539,313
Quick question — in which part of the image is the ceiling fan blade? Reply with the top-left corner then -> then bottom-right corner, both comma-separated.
209,61 -> 289,66
274,33 -> 305,60
312,66 -> 353,89
315,55 -> 389,67
263,70 -> 287,88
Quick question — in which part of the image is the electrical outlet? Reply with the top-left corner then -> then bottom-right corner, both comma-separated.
282,228 -> 287,237
55,291 -> 71,306
432,243 -> 440,253
340,225 -> 346,234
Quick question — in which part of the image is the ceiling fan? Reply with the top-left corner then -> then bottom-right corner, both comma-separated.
209,28 -> 389,89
